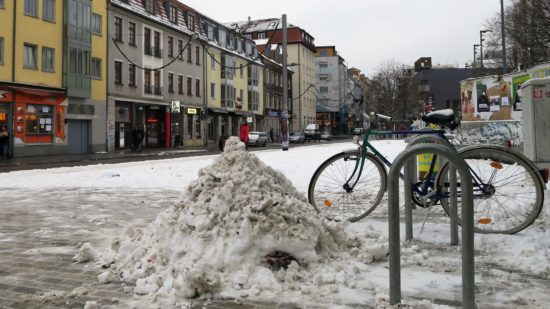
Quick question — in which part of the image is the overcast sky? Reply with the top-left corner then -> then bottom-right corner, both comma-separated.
182,0 -> 503,77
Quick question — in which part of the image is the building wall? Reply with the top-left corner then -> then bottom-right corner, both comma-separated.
91,0 -> 107,102
414,68 -> 471,111
206,48 -> 222,109
14,0 -> 63,87
287,44 -> 316,131
0,1 -> 14,81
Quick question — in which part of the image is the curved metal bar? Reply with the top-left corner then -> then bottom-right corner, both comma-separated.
388,143 -> 474,308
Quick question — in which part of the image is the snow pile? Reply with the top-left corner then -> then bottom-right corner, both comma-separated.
100,137 -> 388,306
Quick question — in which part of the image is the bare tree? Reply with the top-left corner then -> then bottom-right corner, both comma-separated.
371,59 -> 419,120
484,0 -> 550,71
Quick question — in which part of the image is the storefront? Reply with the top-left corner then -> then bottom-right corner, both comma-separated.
114,100 -> 169,150
0,85 -> 67,157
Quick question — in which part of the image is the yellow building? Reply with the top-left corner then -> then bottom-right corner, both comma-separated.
0,0 -> 107,157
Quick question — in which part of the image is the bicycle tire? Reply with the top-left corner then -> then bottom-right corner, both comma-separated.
436,145 -> 544,234
308,150 -> 387,222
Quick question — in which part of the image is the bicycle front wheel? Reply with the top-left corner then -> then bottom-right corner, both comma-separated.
437,145 -> 544,234
308,151 -> 387,222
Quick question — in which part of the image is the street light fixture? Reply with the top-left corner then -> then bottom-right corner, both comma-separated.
479,30 -> 492,68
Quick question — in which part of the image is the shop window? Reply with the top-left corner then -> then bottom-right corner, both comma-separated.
186,113 -> 192,139
25,104 -> 53,134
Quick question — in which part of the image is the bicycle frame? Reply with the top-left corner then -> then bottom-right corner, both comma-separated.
345,128 -> 487,205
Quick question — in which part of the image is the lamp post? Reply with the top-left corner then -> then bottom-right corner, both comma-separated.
479,30 -> 492,69
281,14 -> 289,151
473,44 -> 480,68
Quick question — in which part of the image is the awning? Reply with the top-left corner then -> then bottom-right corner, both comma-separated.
208,108 -> 229,114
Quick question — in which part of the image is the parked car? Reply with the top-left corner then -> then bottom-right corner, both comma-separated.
289,132 -> 305,143
304,124 -> 321,141
352,127 -> 364,135
247,131 -> 268,147
320,132 -> 333,141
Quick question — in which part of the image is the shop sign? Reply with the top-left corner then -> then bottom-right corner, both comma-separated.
170,101 -> 181,113
0,90 -> 12,101
246,116 -> 253,123
267,110 -> 278,117
186,107 -> 197,115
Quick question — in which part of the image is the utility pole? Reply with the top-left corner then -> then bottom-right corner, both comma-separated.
281,14 -> 289,151
473,44 -> 479,68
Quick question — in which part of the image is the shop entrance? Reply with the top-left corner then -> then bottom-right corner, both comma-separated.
145,107 -> 165,147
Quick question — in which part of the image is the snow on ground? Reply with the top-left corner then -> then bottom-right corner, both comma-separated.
1,138 -> 549,308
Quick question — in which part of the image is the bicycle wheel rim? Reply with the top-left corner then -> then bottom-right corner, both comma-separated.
438,146 -> 544,234
308,151 -> 387,222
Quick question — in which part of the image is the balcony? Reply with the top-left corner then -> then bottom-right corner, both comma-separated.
144,84 -> 153,94
153,47 -> 163,58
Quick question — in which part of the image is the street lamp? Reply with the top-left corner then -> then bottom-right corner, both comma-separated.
473,44 -> 480,68
479,30 -> 492,68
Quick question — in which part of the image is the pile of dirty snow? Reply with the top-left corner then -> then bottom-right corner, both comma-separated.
99,137 -> 389,306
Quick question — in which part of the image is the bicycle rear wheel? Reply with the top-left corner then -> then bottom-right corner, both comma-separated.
308,151 -> 387,222
436,145 -> 544,234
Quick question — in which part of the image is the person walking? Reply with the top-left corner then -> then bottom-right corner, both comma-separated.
239,120 -> 250,150
269,128 -> 274,143
0,124 -> 10,159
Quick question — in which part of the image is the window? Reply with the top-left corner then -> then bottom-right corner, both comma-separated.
114,17 -> 123,42
128,22 -> 136,45
240,65 -> 243,78
319,74 -> 329,81
114,61 -> 122,84
41,47 -> 55,72
154,70 -> 161,95
0,0 -> 4,8
68,0 -> 91,43
0,38 -> 3,65
144,28 -> 151,55
319,62 -> 328,68
186,77 -> 192,96
23,44 -> 37,69
128,64 -> 136,87
210,82 -> 215,98
239,89 -> 243,103
68,47 -> 90,91
168,73 -> 174,93
25,0 -> 38,17
143,0 -> 155,14
195,79 -> 200,97
168,5 -> 177,24
319,86 -> 328,93
177,40 -> 183,60
210,55 -> 215,70
25,104 -> 53,134
178,75 -> 183,94
187,44 -> 192,63
43,0 -> 55,22
91,58 -> 101,79
168,36 -> 173,57
153,31 -> 161,57
91,13 -> 102,35
195,46 -> 200,65
188,14 -> 195,31
258,33 -> 265,39
144,69 -> 151,93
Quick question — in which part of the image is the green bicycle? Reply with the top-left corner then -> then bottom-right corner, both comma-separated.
308,110 -> 546,234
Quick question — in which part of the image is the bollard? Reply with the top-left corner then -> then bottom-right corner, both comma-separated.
388,143 -> 474,308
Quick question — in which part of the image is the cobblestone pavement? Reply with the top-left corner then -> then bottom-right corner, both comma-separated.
0,187 -> 321,309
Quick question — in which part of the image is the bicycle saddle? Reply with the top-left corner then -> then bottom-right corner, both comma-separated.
421,109 -> 459,129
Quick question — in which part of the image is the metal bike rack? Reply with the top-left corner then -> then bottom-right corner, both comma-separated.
388,143 -> 475,308
405,135 -> 459,244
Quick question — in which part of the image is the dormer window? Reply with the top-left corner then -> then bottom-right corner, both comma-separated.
187,14 -> 195,31
143,0 -> 155,14
168,5 -> 178,24
258,33 -> 265,39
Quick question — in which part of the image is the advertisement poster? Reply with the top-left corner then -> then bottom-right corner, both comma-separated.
476,82 -> 490,112
512,74 -> 529,111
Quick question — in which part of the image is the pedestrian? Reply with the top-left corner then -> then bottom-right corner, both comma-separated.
0,124 -> 10,159
239,119 -> 250,149
269,128 -> 274,143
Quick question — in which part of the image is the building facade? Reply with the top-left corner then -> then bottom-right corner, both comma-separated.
231,18 -> 316,132
107,0 -> 205,151
0,0 -> 107,157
